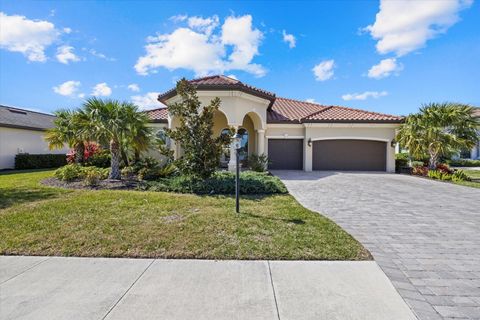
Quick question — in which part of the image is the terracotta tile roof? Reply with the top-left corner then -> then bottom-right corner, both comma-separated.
268,98 -> 402,123
158,75 -> 275,103
267,98 -> 329,123
472,108 -> 480,118
145,107 -> 168,123
151,75 -> 403,124
302,105 -> 403,123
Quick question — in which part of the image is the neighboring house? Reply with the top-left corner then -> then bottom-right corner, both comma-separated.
0,105 -> 68,169
465,108 -> 480,160
146,75 -> 403,172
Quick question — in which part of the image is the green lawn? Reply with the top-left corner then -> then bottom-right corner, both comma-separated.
0,170 -> 369,260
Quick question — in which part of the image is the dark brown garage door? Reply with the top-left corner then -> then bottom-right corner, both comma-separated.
268,139 -> 303,170
313,139 -> 386,171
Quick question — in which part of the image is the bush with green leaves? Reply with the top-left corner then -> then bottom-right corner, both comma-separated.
447,159 -> 480,167
141,171 -> 287,194
85,150 -> 111,168
395,153 -> 409,172
15,154 -> 67,169
54,164 -> 85,182
248,153 -> 269,172
137,163 -> 176,181
54,164 -> 109,182
452,170 -> 470,182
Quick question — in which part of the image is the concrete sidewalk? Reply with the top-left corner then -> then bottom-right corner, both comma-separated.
0,256 -> 416,320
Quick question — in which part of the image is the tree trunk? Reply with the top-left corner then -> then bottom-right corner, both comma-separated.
74,142 -> 85,164
428,146 -> 439,170
109,139 -> 121,180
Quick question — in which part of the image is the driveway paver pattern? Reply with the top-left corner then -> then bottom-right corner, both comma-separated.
274,171 -> 480,320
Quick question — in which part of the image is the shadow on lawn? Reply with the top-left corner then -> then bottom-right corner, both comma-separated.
0,187 -> 61,210
242,212 -> 306,225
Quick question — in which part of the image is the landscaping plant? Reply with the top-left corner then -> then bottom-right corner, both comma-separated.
248,153 -> 269,172
82,98 -> 152,179
396,102 -> 479,169
45,109 -> 91,164
161,79 -> 233,179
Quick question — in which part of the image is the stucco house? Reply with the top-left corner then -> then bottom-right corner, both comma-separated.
146,75 -> 403,172
0,105 -> 68,169
465,108 -> 480,159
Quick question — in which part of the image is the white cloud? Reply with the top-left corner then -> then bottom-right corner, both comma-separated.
63,27 -> 72,34
368,58 -> 403,79
89,49 -> 115,61
91,83 -> 112,96
131,92 -> 162,110
56,45 -> 80,64
305,98 -> 316,103
342,91 -> 388,101
53,80 -> 81,96
170,14 -> 188,23
187,15 -> 219,36
78,93 -> 85,99
226,74 -> 238,80
364,0 -> 473,56
127,83 -> 140,92
282,30 -> 296,48
0,12 -> 60,62
312,59 -> 335,81
135,14 -> 266,77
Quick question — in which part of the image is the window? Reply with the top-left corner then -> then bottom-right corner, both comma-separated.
156,129 -> 170,148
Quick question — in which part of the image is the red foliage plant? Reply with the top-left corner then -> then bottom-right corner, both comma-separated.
435,163 -> 453,174
412,166 -> 429,176
66,142 -> 100,164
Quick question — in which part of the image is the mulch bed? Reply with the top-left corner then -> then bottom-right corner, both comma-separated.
42,177 -> 139,190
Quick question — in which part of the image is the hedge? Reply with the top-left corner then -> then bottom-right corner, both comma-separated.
15,154 -> 67,170
447,159 -> 480,167
141,171 -> 288,195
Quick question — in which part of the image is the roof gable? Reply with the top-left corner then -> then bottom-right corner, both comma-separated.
158,75 -> 276,104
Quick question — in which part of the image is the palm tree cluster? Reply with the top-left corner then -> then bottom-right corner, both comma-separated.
45,98 -> 152,179
396,102 -> 479,169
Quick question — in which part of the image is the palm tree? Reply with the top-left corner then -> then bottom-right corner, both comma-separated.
83,98 -> 151,179
45,109 -> 90,163
396,102 -> 479,169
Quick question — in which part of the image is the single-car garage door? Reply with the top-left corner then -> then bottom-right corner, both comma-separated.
313,139 -> 386,171
268,139 -> 303,170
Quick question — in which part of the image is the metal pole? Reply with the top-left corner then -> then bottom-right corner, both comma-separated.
235,148 -> 240,213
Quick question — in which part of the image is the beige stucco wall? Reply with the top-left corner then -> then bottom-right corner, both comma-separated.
146,123 -> 169,163
0,126 -> 69,169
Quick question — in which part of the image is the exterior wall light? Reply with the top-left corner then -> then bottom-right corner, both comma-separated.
307,138 -> 312,147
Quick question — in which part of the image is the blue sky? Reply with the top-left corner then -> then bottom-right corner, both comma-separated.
1,0 -> 479,116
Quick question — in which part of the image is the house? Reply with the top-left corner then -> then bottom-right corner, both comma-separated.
0,105 -> 68,169
465,108 -> 480,160
146,75 -> 403,172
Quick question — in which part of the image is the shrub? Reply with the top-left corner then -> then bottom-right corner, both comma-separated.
452,170 -> 470,182
121,166 -> 135,179
54,164 -> 84,181
435,163 -> 453,174
395,153 -> 409,172
84,170 -> 101,186
427,170 -> 442,180
411,161 -> 424,168
142,171 -> 287,194
15,153 -> 67,169
138,164 -> 177,181
132,157 -> 159,173
248,153 -> 269,172
447,159 -> 480,167
85,150 -> 111,168
412,166 -> 428,176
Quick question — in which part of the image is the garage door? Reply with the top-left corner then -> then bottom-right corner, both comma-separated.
313,139 -> 386,171
268,139 -> 303,170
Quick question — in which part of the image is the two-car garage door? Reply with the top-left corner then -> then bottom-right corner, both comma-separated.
268,138 -> 386,171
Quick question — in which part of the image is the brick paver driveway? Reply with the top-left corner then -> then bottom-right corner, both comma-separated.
274,171 -> 480,320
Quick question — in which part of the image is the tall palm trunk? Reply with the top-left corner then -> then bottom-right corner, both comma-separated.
428,145 -> 439,169
74,142 -> 85,164
109,139 -> 121,179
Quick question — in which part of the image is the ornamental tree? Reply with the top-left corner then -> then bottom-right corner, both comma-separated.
163,78 -> 233,179
396,102 -> 479,169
